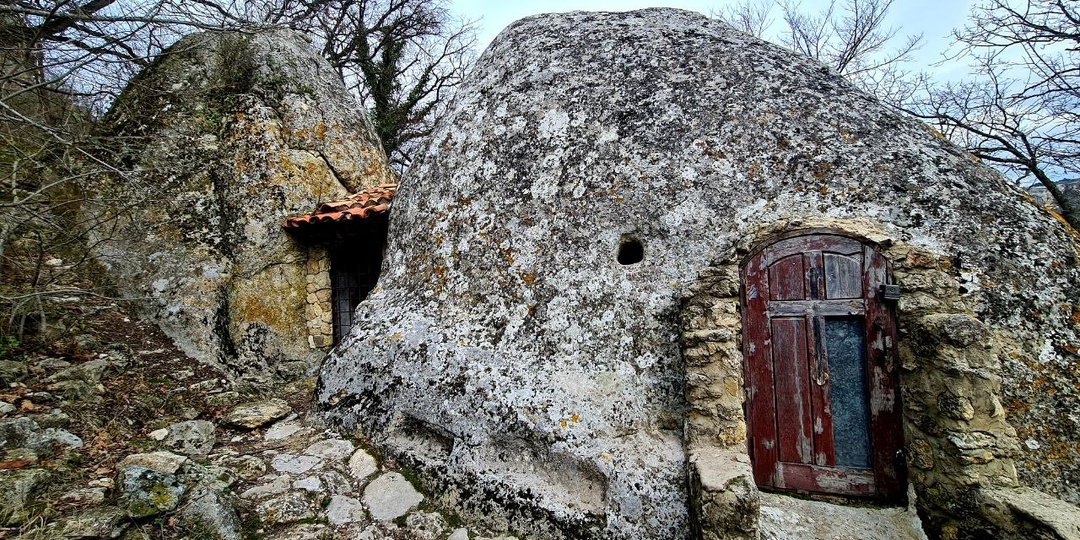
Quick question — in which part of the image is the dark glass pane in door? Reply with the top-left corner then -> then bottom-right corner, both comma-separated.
825,317 -> 871,469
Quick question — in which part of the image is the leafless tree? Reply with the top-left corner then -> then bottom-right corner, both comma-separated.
0,1 -> 238,111
294,0 -> 476,170
2,0 -> 476,166
713,0 -> 776,37
191,0 -> 477,171
714,0 -> 923,105
0,0 -> 476,339
0,1 -> 239,339
904,0 -> 1079,229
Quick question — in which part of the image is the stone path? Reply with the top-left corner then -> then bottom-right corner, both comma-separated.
0,350 -> 516,540
182,408 -> 522,539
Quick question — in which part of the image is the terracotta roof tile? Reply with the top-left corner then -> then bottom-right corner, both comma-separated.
282,184 -> 397,230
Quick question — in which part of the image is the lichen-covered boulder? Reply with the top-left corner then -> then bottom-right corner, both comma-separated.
118,452 -> 189,518
88,29 -> 393,382
318,9 -> 1080,539
0,468 -> 50,525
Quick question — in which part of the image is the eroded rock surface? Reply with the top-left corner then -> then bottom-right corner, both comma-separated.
88,29 -> 394,383
318,8 -> 1080,539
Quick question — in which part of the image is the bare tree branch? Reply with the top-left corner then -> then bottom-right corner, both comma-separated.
904,0 -> 1080,229
714,0 -> 923,106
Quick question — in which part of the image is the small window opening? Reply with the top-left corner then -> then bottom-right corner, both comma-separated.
617,237 -> 644,265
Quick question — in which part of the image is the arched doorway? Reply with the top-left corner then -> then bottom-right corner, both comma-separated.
741,233 -> 905,500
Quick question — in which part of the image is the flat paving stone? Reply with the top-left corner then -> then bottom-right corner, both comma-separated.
271,454 -> 322,474
303,438 -> 355,461
222,399 -> 292,430
256,492 -> 315,526
239,475 -> 291,500
758,493 -> 927,540
118,451 -> 187,474
274,523 -> 332,540
264,420 -> 305,441
162,420 -> 216,455
326,494 -> 366,526
293,475 -> 322,491
405,511 -> 448,540
348,449 -> 378,481
362,472 -> 423,521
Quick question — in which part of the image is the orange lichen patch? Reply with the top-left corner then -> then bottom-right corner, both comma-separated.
1071,306 -> 1080,326
905,250 -> 950,270
431,265 -> 448,292
1006,397 -> 1030,414
274,154 -> 331,188
1043,206 -> 1080,237
921,123 -> 949,142
812,161 -> 834,181
1046,442 -> 1074,460
234,279 -> 304,332
356,146 -> 395,185
521,273 -> 536,287
747,161 -> 763,181
500,247 -> 516,266
1031,375 -> 1058,395
282,184 -> 397,229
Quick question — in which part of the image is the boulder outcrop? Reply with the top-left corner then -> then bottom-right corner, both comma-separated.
317,8 -> 1080,540
88,29 -> 393,382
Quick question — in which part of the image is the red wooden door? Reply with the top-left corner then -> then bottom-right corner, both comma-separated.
741,234 -> 904,500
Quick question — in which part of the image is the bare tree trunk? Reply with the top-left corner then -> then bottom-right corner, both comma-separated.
0,157 -> 20,285
1032,166 -> 1080,230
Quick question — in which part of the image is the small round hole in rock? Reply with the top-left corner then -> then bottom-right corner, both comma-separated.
617,238 -> 644,265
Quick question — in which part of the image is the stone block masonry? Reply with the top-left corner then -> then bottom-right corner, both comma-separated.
304,247 -> 333,350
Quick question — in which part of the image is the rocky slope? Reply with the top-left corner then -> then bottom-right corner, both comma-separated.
0,293 -> 520,540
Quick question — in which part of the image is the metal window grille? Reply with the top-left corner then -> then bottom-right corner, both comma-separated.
329,227 -> 386,344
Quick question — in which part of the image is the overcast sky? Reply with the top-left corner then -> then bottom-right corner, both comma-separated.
450,0 -> 975,77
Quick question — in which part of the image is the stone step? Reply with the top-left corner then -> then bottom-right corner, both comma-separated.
759,493 -> 928,540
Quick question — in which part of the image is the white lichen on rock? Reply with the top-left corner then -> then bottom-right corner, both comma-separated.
318,8 -> 1080,539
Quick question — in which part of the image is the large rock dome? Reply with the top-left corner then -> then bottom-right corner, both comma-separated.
318,9 -> 1080,539
89,29 -> 393,382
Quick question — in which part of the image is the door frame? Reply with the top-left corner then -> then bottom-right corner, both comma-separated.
739,230 -> 906,501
